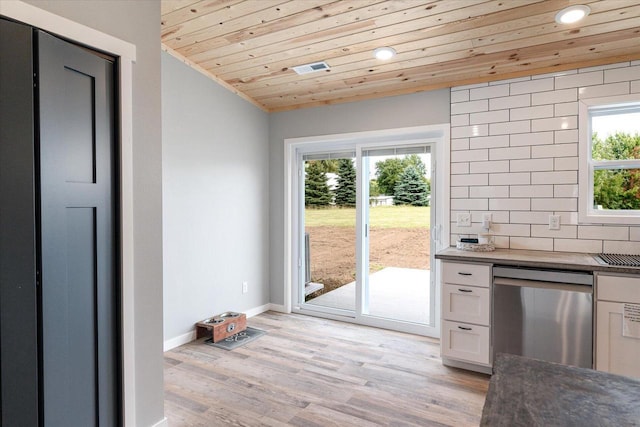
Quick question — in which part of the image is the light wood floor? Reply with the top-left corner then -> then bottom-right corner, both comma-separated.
164,312 -> 489,426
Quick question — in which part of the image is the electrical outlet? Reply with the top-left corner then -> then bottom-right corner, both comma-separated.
457,212 -> 471,227
482,213 -> 492,230
242,281 -> 248,294
549,215 -> 560,230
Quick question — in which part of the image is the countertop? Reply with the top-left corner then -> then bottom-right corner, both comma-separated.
435,247 -> 640,275
480,353 -> 640,426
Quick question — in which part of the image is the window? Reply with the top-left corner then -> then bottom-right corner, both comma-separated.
579,95 -> 640,224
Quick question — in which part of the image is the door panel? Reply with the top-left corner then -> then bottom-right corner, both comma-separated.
38,30 -> 118,426
0,18 -> 39,426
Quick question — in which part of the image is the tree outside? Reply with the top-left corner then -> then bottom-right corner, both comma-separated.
305,161 -> 332,206
334,158 -> 356,206
592,132 -> 640,210
393,165 -> 430,206
375,154 -> 428,195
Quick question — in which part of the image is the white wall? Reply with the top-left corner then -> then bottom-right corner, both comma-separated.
449,61 -> 640,253
18,1 -> 164,425
268,90 -> 451,306
162,52 -> 270,344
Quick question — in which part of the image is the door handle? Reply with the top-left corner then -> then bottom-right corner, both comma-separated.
458,288 -> 473,293
458,326 -> 472,331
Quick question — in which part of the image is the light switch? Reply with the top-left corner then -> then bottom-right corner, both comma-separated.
549,215 -> 560,230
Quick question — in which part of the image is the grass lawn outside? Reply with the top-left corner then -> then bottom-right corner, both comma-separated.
305,205 -> 430,228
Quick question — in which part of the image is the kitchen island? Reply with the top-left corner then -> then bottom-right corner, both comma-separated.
481,353 -> 640,426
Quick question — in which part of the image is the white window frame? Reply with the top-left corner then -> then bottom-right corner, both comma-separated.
579,94 -> 640,225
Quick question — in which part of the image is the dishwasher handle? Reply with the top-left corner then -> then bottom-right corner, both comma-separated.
493,277 -> 592,293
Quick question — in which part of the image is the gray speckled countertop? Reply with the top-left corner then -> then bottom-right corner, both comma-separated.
481,353 -> 640,426
435,247 -> 640,275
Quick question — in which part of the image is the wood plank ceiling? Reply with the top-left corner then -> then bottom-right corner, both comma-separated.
161,0 -> 640,112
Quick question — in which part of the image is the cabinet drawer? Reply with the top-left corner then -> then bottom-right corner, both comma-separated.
441,320 -> 490,365
442,262 -> 491,287
443,284 -> 490,325
598,274 -> 640,303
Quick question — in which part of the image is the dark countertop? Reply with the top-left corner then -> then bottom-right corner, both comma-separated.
435,247 -> 640,275
481,353 -> 640,427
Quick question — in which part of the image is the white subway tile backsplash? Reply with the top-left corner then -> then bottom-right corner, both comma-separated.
470,84 -> 510,100
450,198 -> 489,211
450,63 -> 639,251
604,65 -> 640,83
451,89 -> 470,103
554,239 -> 602,253
556,71 -> 603,89
531,171 -> 577,184
470,109 -> 510,125
531,116 -> 577,132
451,138 -> 470,151
451,124 -> 488,138
490,172 -> 530,186
469,186 -> 509,198
554,184 -> 578,198
451,162 -> 470,174
490,146 -> 530,161
554,157 -> 579,171
490,94 -> 530,110
490,120 -> 530,135
578,226 -> 629,241
470,135 -> 510,149
510,78 -> 554,95
451,99 -> 488,114
532,224 -> 577,239
491,223 -> 531,237
510,105 -> 554,121
510,237 -> 553,251
531,88 -> 577,106
554,101 -> 578,117
489,198 -> 531,211
451,114 -> 469,127
509,185 -> 553,198
450,186 -> 469,198
451,149 -> 488,162
510,131 -> 554,147
603,241 -> 640,255
531,143 -> 577,158
510,211 -> 551,224
451,174 -> 489,186
579,82 -> 630,99
531,198 -> 577,211
554,129 -> 578,144
510,158 -> 553,172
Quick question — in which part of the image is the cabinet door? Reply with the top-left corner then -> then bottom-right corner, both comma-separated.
442,284 -> 490,325
442,262 -> 491,287
442,320 -> 490,365
596,301 -> 640,379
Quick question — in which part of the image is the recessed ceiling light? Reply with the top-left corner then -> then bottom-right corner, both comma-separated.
373,47 -> 396,60
555,5 -> 590,24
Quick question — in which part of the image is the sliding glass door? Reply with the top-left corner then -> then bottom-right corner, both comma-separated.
296,142 -> 437,335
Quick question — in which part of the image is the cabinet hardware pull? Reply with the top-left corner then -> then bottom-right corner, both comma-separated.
458,272 -> 472,276
458,289 -> 472,293
458,326 -> 472,331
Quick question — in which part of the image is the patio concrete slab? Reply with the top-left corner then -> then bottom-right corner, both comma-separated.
307,267 -> 430,324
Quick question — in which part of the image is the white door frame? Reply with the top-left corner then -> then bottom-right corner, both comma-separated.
283,124 -> 450,337
0,2 -> 138,425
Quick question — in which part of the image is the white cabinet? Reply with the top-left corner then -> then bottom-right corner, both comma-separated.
596,273 -> 640,379
441,261 -> 492,370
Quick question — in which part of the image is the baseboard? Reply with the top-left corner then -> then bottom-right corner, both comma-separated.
267,303 -> 288,313
163,330 -> 196,352
163,303 -> 286,352
150,416 -> 168,427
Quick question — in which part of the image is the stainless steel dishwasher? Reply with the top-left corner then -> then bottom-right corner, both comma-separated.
493,266 -> 593,368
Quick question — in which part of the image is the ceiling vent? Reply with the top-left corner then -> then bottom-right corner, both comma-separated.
292,61 -> 330,75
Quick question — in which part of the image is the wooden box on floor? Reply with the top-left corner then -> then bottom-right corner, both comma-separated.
196,312 -> 246,342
